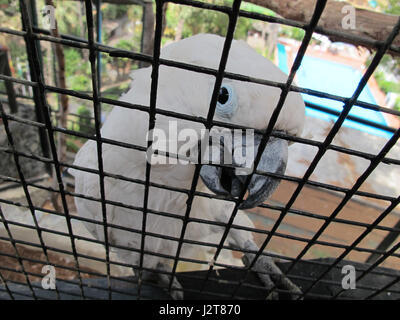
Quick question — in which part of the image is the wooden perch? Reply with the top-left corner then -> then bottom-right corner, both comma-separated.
246,0 -> 400,56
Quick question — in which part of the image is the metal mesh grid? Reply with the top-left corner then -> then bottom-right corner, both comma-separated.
0,0 -> 399,300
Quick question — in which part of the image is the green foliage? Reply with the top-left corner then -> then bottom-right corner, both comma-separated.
66,138 -> 81,153
0,0 -> 26,72
373,1 -> 400,92
53,1 -> 83,37
383,0 -> 400,14
69,75 -> 91,92
395,97 -> 400,112
164,1 -> 253,41
76,105 -> 95,135
77,105 -> 92,117
279,26 -> 305,41
116,39 -> 135,52
377,54 -> 400,78
0,0 -> 19,23
234,17 -> 253,40
374,70 -> 400,94
182,6 -> 229,38
103,4 -> 130,20
64,48 -> 82,76
239,2 -> 275,16
64,48 -> 91,91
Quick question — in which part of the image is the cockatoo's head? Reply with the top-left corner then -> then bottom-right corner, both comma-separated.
128,34 -> 305,209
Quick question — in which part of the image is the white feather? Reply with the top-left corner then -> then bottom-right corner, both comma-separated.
70,34 -> 305,272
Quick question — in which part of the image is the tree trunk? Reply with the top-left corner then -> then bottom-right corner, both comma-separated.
77,0 -> 89,61
162,2 -> 168,37
175,18 -> 184,42
265,23 -> 279,59
45,0 -> 68,165
139,1 -> 155,68
45,0 -> 69,212
246,0 -> 400,56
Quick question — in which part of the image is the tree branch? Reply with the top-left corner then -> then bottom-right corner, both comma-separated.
246,0 -> 400,56
139,0 -> 155,67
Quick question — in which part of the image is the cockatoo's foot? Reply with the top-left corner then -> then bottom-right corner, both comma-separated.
242,240 -> 302,300
136,263 -> 184,300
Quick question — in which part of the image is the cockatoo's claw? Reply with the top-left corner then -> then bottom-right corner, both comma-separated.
162,274 -> 184,300
138,264 -> 184,300
242,240 -> 302,300
168,282 -> 184,300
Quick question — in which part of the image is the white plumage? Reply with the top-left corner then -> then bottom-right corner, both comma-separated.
70,34 -> 305,299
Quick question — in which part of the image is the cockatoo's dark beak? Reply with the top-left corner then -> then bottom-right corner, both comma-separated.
199,133 -> 288,209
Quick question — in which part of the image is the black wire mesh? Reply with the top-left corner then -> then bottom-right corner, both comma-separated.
0,0 -> 399,300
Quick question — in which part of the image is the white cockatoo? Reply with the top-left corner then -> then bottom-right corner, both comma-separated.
70,34 -> 305,299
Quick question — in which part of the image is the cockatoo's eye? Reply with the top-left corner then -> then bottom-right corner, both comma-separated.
216,84 -> 237,119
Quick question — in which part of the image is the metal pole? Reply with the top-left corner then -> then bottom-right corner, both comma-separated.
0,48 -> 17,114
21,0 -> 51,174
367,218 -> 400,264
96,0 -> 102,108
